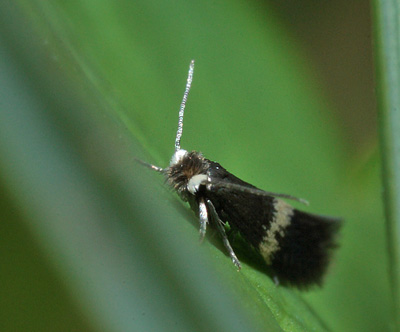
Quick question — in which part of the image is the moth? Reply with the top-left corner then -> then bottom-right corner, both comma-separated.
139,60 -> 341,288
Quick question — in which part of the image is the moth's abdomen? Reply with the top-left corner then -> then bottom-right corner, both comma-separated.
261,209 -> 341,288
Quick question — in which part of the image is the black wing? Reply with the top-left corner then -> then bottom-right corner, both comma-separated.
203,160 -> 341,288
204,160 -> 276,250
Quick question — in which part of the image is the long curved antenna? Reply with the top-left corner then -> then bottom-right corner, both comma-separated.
175,60 -> 195,151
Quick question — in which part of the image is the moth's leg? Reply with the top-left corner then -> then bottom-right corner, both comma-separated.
135,158 -> 164,173
198,197 -> 208,243
206,199 -> 241,270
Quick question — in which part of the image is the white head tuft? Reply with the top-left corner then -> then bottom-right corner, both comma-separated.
170,149 -> 188,166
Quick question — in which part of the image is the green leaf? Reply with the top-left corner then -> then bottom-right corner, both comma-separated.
0,1 -> 392,331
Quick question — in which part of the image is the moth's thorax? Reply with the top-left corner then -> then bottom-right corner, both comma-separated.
166,150 -> 210,200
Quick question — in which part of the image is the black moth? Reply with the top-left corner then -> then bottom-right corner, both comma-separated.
139,60 -> 341,288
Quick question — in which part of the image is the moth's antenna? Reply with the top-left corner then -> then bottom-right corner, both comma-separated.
175,60 -> 195,151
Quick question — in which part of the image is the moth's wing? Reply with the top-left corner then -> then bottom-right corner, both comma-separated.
205,160 -> 341,288
269,209 -> 341,287
204,161 -> 276,249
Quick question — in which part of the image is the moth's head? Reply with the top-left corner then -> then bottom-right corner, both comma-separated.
170,149 -> 188,166
166,150 -> 209,198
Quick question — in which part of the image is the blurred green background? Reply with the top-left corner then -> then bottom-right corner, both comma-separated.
0,1 -> 390,331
